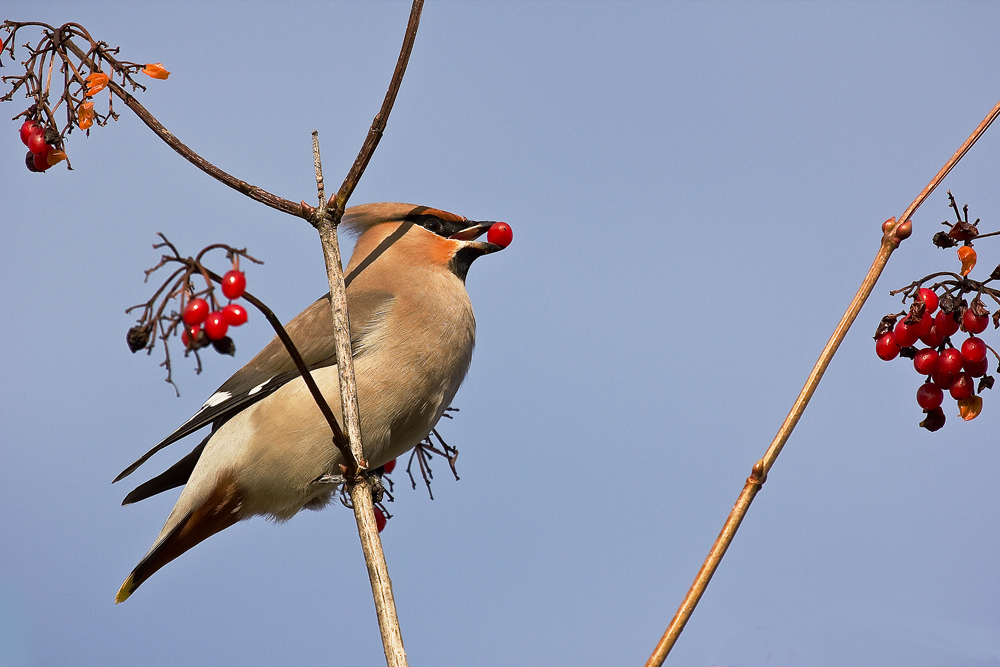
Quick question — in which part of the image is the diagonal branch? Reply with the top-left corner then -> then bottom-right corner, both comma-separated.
644,95 -> 1000,666
329,0 -> 424,214
59,38 -> 313,221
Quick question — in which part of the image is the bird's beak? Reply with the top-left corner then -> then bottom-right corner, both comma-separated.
449,221 -> 505,254
448,221 -> 493,241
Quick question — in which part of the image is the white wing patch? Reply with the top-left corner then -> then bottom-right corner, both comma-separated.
247,380 -> 270,396
202,391 -> 232,408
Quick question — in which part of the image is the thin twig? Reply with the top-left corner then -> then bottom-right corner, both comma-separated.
329,0 -> 424,215
645,96 -> 1000,666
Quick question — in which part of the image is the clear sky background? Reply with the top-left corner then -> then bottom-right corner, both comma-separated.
2,2 -> 1000,666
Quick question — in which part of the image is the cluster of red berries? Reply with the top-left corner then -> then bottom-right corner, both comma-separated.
875,287 -> 994,430
181,270 -> 249,351
19,120 -> 67,172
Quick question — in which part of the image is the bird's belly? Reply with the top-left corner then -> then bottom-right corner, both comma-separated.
355,332 -> 473,468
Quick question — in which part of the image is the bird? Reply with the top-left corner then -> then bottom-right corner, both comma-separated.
113,202 -> 505,603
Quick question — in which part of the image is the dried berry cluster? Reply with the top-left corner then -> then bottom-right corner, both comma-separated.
876,192 -> 1000,431
126,235 -> 261,393
1,21 -> 169,172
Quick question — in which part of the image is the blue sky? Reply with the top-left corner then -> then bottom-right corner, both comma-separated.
2,2 -> 1000,666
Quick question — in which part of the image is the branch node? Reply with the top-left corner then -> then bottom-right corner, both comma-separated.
748,459 -> 767,487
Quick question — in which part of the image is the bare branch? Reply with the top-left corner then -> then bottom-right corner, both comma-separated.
645,95 -> 1000,666
329,0 -> 424,214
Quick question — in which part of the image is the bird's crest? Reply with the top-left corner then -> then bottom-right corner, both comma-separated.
341,202 -> 465,237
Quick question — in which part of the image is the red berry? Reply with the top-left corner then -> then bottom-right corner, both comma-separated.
938,348 -> 964,376
222,303 -> 248,326
374,506 -> 387,533
19,120 -> 41,146
183,298 -> 210,326
916,382 -> 944,410
913,349 -> 939,376
949,372 -> 975,400
221,270 -> 246,299
917,288 -> 939,314
963,309 -> 988,334
27,130 -> 50,155
204,311 -> 229,340
32,149 -> 52,172
935,310 -> 961,337
961,336 -> 988,364
964,357 -> 989,377
24,150 -> 40,173
893,320 -> 919,348
487,222 -> 513,248
383,458 -> 396,474
181,324 -> 201,347
875,332 -> 900,360
920,325 -> 944,348
913,312 -> 933,339
932,368 -> 954,388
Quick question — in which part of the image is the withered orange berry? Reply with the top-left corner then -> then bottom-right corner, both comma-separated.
141,63 -> 170,79
85,71 -> 109,96
958,396 -> 983,421
78,102 -> 95,130
46,150 -> 68,166
958,246 -> 977,276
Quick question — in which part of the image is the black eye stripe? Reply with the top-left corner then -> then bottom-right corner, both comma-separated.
405,213 -> 469,238
404,214 -> 445,234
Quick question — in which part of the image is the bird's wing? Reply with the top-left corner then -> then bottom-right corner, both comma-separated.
114,289 -> 395,483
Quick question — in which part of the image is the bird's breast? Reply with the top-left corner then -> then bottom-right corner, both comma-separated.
353,272 -> 477,464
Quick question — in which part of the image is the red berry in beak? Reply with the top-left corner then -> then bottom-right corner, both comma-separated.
487,222 -> 513,248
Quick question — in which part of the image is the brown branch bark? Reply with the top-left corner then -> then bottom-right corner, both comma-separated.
313,128 -> 408,666
645,95 -> 1000,666
307,0 -> 425,662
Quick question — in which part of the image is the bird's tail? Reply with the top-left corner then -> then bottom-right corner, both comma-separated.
116,470 -> 245,603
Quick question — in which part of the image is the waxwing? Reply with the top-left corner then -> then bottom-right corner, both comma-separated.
113,202 -> 505,602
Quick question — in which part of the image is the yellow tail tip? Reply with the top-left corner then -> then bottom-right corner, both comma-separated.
115,574 -> 135,604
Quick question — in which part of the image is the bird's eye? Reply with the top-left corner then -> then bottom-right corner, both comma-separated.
421,218 -> 442,234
